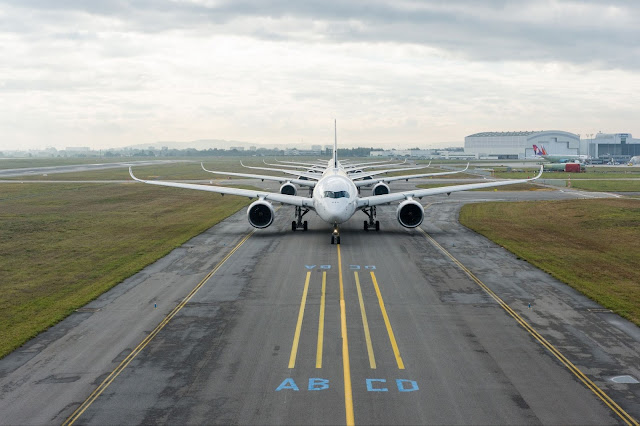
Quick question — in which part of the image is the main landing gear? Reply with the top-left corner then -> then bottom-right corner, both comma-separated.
291,206 -> 309,231
331,224 -> 341,245
362,206 -> 380,231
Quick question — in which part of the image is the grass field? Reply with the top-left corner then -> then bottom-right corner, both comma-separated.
4,157 -> 296,180
0,179 -> 252,359
417,182 -> 547,191
459,198 -> 640,326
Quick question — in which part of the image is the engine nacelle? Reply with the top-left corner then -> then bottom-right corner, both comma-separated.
396,199 -> 424,228
280,182 -> 297,196
247,200 -> 275,228
372,182 -> 390,196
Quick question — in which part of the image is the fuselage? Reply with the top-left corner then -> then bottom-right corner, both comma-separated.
312,166 -> 358,225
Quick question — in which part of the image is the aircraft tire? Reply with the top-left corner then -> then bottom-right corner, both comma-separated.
292,221 -> 296,231
303,221 -> 308,231
375,221 -> 380,231
364,221 -> 368,231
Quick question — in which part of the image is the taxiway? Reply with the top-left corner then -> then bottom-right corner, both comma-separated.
0,186 -> 638,425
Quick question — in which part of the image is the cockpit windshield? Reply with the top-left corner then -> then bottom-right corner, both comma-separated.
323,190 -> 350,199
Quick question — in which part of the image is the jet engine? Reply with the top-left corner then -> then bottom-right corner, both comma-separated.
279,182 -> 297,196
247,200 -> 275,228
396,199 -> 424,228
372,182 -> 390,196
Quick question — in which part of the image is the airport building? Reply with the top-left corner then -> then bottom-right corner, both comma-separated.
464,131 -> 581,159
589,133 -> 640,161
464,130 -> 639,161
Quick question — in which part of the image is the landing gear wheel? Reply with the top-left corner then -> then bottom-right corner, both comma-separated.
337,236 -> 341,244
331,235 -> 335,244
364,221 -> 369,231
292,221 -> 297,231
375,221 -> 380,231
303,221 -> 308,231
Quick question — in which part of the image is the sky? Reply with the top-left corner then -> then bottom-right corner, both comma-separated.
1,1 -> 639,151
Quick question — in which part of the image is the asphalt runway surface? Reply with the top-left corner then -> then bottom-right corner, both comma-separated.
1,184 -> 639,425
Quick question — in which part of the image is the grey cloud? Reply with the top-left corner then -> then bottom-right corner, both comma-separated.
1,0 -> 639,68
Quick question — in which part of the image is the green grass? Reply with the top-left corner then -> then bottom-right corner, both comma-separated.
0,180 -> 252,359
459,198 -> 640,325
3,157 -> 297,180
568,180 -> 640,192
417,182 -> 547,191
494,169 -> 640,180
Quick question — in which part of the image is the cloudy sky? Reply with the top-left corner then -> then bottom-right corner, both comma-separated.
1,1 -> 639,150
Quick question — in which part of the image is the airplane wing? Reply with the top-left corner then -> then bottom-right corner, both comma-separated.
272,159 -> 327,168
349,165 -> 431,180
343,159 -> 404,170
240,162 -> 321,180
357,166 -> 543,208
263,161 -> 325,171
129,167 -> 314,208
352,164 -> 469,188
201,163 -> 316,187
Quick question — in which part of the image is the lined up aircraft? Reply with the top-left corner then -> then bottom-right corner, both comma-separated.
130,124 -> 542,244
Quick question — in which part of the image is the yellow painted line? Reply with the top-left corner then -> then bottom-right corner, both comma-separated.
337,244 -> 355,426
370,271 -> 405,370
288,271 -> 311,369
64,229 -> 256,426
354,271 -> 376,369
417,227 -> 639,426
316,271 -> 327,368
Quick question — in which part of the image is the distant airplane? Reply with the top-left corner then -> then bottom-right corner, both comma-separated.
533,144 -> 590,164
130,122 -> 542,244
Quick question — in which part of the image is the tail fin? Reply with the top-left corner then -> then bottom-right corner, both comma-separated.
333,119 -> 338,168
533,144 -> 541,156
541,145 -> 548,155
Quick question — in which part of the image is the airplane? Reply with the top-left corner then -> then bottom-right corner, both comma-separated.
532,144 -> 590,164
129,123 -> 543,244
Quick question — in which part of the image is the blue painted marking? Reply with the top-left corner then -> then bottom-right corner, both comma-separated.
308,378 -> 329,391
396,379 -> 419,392
366,379 -> 388,392
320,265 -> 331,269
305,265 -> 316,269
365,265 -> 377,270
154,303 -> 157,309
276,378 -> 299,391
350,265 -> 361,270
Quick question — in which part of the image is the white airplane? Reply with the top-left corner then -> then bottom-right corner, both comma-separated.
130,124 -> 543,244
532,144 -> 590,163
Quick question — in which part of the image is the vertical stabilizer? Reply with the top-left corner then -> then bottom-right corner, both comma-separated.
333,119 -> 338,168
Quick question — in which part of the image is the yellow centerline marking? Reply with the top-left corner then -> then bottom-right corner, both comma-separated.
337,244 -> 355,426
354,271 -> 376,369
63,229 -> 256,426
288,271 -> 311,369
370,271 -> 405,370
417,227 -> 639,426
316,271 -> 327,368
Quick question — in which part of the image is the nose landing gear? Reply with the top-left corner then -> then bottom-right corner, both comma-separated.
331,225 -> 341,245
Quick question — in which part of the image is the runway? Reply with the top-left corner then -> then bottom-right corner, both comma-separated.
0,187 -> 638,425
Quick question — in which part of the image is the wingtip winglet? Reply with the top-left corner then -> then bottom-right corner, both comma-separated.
129,166 -> 141,182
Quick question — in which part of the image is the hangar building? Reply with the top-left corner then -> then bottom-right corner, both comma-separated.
464,130 -> 581,159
